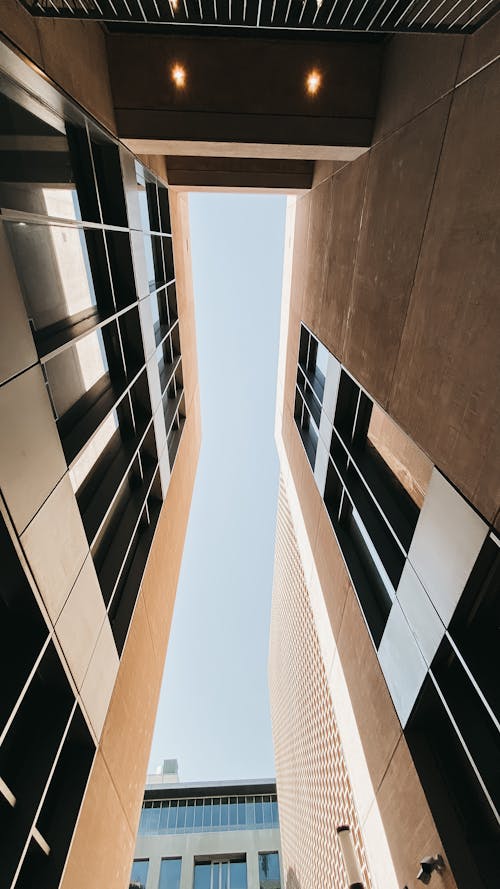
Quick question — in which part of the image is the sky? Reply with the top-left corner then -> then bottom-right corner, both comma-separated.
148,192 -> 287,782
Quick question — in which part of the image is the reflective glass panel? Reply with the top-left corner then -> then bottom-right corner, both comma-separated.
271,800 -> 279,825
367,403 -> 433,509
194,799 -> 203,828
258,852 -> 281,888
220,798 -> 229,827
211,798 -> 221,828
167,801 -> 178,830
4,222 -> 116,344
136,163 -> 150,231
263,797 -> 273,825
221,862 -> 229,889
69,409 -> 119,495
45,325 -> 111,419
202,799 -> 212,829
0,90 -> 97,221
130,859 -> 148,889
255,797 -> 264,824
185,800 -> 195,829
213,862 -> 220,889
158,802 -> 169,833
141,805 -> 160,835
176,800 -> 186,829
150,290 -> 160,332
245,797 -> 255,826
229,797 -> 238,826
237,798 -> 246,826
193,863 -> 211,889
159,858 -> 181,889
230,861 -> 247,889
143,233 -> 156,291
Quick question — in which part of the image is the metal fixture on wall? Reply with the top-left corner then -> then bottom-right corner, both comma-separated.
336,825 -> 364,889
417,854 -> 445,884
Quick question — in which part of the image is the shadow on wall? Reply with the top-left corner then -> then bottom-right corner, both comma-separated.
286,867 -> 302,889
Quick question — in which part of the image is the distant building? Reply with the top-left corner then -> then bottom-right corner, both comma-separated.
130,779 -> 282,889
147,760 -> 181,786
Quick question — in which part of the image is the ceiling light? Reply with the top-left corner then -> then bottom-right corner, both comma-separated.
171,64 -> 186,88
306,69 -> 321,96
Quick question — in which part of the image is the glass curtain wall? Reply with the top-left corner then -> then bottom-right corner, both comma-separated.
194,859 -> 247,889
258,852 -> 281,889
138,795 -> 279,836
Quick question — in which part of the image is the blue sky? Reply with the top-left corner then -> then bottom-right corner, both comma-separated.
148,193 -> 287,781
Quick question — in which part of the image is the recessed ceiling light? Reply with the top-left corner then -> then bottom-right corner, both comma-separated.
172,64 -> 186,88
306,70 -> 321,96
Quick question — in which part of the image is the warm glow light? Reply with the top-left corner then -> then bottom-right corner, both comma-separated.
306,69 -> 321,95
171,0 -> 178,8
171,64 -> 186,88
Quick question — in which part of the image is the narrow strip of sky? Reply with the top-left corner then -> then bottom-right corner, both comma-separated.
149,192 -> 287,781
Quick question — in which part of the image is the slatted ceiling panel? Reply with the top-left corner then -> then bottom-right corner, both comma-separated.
226,0 -> 251,25
19,0 -> 500,29
140,0 -> 160,20
177,0 -> 198,23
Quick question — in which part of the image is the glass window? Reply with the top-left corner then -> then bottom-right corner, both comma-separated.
159,858 -> 181,889
255,797 -> 264,824
448,535 -> 500,722
271,800 -> 279,826
262,797 -> 273,825
220,797 -> 229,827
193,863 -> 211,889
229,797 -> 238,826
194,860 -> 246,889
0,89 -> 99,222
367,403 -> 433,510
194,799 -> 203,828
211,797 -> 221,828
258,852 -> 281,888
167,800 -> 178,831
237,797 -> 246,826
130,859 -> 148,889
245,797 -> 255,827
202,798 -> 212,829
141,805 -> 160,835
158,801 -> 170,834
176,799 -> 186,830
315,341 -> 329,379
185,799 -> 195,829
230,860 -> 247,889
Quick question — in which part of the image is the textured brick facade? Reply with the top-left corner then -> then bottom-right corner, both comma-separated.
269,478 -> 371,889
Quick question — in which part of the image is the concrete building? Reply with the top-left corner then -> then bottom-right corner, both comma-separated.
269,18 -> 500,889
0,3 -> 498,889
0,30 -> 200,889
131,778 -> 283,889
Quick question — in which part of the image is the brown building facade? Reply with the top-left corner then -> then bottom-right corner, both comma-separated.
271,16 -> 499,889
